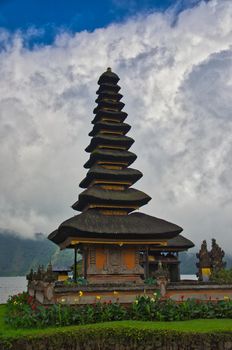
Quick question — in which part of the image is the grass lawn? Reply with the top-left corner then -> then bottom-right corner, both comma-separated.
1,304 -> 232,340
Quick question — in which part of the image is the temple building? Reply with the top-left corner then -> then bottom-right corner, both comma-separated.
48,68 -> 194,284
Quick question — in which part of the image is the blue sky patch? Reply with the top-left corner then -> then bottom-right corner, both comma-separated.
0,0 -> 203,46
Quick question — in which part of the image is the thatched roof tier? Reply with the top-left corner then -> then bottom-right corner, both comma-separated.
167,235 -> 194,250
93,100 -> 125,114
150,235 -> 194,251
89,121 -> 131,136
84,149 -> 137,168
96,83 -> 121,94
92,109 -> 128,124
48,210 -> 182,246
95,91 -> 123,103
85,134 -> 134,153
79,166 -> 142,188
72,186 -> 151,212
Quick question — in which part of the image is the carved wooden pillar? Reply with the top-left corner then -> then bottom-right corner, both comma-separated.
144,246 -> 149,279
83,246 -> 88,279
73,246 -> 77,282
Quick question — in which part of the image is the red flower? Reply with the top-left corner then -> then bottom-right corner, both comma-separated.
27,296 -> 33,304
31,304 -> 36,311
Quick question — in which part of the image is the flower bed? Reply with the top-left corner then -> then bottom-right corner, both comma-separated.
5,292 -> 232,329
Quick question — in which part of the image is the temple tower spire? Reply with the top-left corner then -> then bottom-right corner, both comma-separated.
72,68 -> 151,215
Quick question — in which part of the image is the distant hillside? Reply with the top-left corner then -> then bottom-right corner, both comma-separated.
0,231 -> 74,276
0,231 -> 231,276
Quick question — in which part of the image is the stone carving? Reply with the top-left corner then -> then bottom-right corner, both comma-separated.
104,247 -> 144,275
134,249 -> 144,274
87,246 -> 144,278
88,247 -> 97,274
154,262 -> 169,297
45,285 -> 54,301
27,263 -> 56,283
154,261 -> 169,279
196,239 -> 226,281
89,248 -> 96,265
106,247 -> 123,274
196,240 -> 211,281
210,238 -> 226,272
26,268 -> 34,281
44,263 -> 56,282
196,240 -> 211,268
110,248 -> 121,266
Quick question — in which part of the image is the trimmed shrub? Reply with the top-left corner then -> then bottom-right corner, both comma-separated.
1,328 -> 232,350
210,268 -> 232,284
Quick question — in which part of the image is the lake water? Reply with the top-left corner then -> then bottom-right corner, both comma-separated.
181,274 -> 197,280
0,275 -> 197,304
0,276 -> 27,304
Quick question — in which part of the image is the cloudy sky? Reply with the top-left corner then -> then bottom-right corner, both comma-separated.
0,0 -> 231,251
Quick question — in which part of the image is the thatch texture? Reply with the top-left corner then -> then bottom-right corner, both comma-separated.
150,234 -> 194,250
92,109 -> 127,124
85,134 -> 134,152
89,121 -> 131,136
96,82 -> 121,94
72,186 -> 151,211
93,100 -> 125,114
95,91 -> 123,102
79,166 -> 142,188
48,210 -> 183,244
84,149 -> 137,168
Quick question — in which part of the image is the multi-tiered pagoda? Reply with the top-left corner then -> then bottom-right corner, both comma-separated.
48,68 -> 194,284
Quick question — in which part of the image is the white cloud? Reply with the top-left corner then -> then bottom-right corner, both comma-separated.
0,0 -> 231,250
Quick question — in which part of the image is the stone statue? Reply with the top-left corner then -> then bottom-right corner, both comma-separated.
154,261 -> 170,297
210,238 -> 226,272
196,240 -> 211,281
26,268 -> 34,281
44,262 -> 57,282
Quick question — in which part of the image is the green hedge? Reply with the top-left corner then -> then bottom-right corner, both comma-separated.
1,327 -> 232,350
210,268 -> 232,283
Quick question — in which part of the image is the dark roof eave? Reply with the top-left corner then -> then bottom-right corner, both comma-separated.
79,166 -> 143,188
74,187 -> 151,210
85,134 -> 134,153
89,122 -> 131,136
47,210 -> 183,245
92,110 -> 127,124
84,149 -> 137,168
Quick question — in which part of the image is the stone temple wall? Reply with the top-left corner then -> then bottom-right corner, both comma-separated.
28,280 -> 232,305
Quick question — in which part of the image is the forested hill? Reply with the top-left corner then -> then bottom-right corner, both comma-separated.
0,232 -> 231,276
0,231 -> 73,276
